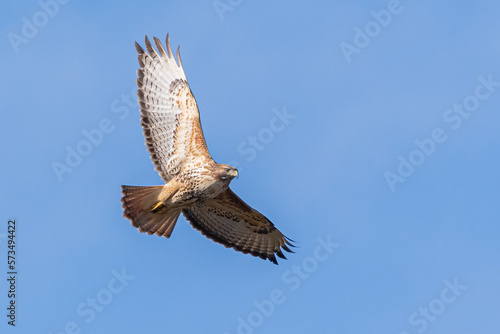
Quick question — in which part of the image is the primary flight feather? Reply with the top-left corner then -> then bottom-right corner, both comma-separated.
121,34 -> 294,264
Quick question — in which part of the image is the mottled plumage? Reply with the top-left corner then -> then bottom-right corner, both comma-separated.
121,34 -> 294,264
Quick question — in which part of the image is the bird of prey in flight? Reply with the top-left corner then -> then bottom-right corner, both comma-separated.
121,34 -> 294,264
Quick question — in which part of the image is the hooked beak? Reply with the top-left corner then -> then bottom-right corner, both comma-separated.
229,169 -> 239,179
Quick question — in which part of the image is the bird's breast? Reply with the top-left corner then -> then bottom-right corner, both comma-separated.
173,170 -> 228,202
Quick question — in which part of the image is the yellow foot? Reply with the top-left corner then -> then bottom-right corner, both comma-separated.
150,202 -> 165,213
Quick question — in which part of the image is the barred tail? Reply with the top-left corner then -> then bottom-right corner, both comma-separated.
121,185 -> 181,238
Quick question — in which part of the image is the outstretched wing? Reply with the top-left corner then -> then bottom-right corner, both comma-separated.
135,34 -> 212,182
182,189 -> 294,264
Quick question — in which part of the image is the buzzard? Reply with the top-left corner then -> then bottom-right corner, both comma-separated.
121,34 -> 294,264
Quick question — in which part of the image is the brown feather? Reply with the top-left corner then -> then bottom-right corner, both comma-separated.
182,189 -> 294,264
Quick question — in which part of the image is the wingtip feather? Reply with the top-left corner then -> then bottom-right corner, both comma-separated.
176,46 -> 184,69
166,34 -> 174,58
144,35 -> 157,57
153,36 -> 168,57
268,255 -> 278,265
135,41 -> 145,54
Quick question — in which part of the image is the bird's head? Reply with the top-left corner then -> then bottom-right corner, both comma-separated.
216,164 -> 239,182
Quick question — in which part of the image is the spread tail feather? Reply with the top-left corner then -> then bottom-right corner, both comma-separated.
121,185 -> 181,238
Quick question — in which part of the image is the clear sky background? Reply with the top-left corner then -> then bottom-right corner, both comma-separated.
1,1 -> 500,333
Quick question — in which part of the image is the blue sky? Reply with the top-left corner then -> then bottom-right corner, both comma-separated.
1,0 -> 500,333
